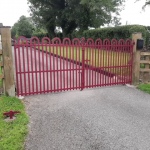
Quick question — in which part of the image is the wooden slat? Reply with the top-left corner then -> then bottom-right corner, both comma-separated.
140,52 -> 150,56
140,69 -> 150,72
0,87 -> 4,94
0,62 -> 3,66
140,60 -> 150,64
0,74 -> 4,79
0,50 -> 2,54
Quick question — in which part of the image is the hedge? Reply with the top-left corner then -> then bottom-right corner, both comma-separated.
72,25 -> 150,47
32,32 -> 49,40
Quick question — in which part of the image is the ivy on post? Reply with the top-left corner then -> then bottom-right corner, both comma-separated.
0,26 -> 15,96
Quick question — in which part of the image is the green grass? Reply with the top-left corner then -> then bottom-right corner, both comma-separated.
138,84 -> 150,94
38,45 -> 131,75
0,96 -> 29,150
140,64 -> 145,68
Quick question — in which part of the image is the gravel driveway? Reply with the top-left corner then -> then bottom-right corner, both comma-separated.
24,85 -> 150,150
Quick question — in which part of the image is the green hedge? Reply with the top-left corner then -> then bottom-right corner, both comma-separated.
32,32 -> 64,40
74,25 -> 150,47
83,25 -> 145,39
32,32 -> 49,40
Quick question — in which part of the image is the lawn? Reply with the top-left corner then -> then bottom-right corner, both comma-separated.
0,96 -> 29,150
37,45 -> 132,75
138,84 -> 150,94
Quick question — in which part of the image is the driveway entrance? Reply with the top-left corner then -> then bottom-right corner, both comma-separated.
25,86 -> 150,150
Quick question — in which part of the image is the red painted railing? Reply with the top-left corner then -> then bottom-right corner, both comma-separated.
14,37 -> 134,96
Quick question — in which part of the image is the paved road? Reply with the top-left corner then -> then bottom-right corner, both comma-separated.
25,85 -> 150,150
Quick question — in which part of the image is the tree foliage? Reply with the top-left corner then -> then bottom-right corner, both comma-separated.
136,0 -> 150,9
28,0 -> 125,37
143,0 -> 150,8
11,16 -> 34,38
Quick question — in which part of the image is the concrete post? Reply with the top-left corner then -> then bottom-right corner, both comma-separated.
0,26 -> 15,96
132,33 -> 142,85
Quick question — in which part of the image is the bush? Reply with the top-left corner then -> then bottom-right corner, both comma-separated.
71,31 -> 83,39
32,32 -> 49,40
74,25 -> 150,47
145,26 -> 150,49
83,25 -> 146,39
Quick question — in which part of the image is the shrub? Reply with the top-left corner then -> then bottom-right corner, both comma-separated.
83,25 -> 146,39
32,32 -> 49,40
71,25 -> 150,47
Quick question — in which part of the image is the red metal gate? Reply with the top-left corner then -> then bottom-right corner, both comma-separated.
14,37 -> 134,96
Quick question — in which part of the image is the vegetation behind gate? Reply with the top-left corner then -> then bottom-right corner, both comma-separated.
72,25 -> 150,48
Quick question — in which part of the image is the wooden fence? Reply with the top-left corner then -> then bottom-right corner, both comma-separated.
140,51 -> 150,83
0,33 -> 4,94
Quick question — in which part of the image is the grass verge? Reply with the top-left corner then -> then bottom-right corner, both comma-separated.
0,96 -> 29,150
137,84 -> 150,94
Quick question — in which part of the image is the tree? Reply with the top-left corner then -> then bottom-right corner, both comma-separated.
11,23 -> 19,38
11,15 -> 34,38
113,17 -> 122,27
143,0 -> 150,8
28,0 -> 125,37
136,0 -> 150,9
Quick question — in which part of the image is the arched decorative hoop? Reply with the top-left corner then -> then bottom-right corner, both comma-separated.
72,38 -> 80,45
95,38 -> 102,45
111,39 -> 118,51
63,38 -> 71,45
52,37 -> 61,44
80,37 -> 86,45
125,39 -> 132,45
42,37 -> 51,44
95,38 -> 102,49
17,36 -> 28,44
125,39 -> 132,52
111,39 -> 118,45
30,37 -> 40,44
86,38 -> 94,46
118,39 -> 125,51
103,39 -> 111,45
103,39 -> 111,50
118,39 -> 125,45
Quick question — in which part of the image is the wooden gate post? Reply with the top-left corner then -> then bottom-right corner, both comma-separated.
0,26 -> 15,96
132,33 -> 142,85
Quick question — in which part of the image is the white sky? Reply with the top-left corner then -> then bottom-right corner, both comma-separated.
0,0 -> 150,27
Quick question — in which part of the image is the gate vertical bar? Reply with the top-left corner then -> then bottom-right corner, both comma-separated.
22,44 -> 26,95
81,46 -> 85,90
18,45 -> 23,95
26,42 -> 30,95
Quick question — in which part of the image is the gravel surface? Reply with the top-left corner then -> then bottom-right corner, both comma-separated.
24,85 -> 150,150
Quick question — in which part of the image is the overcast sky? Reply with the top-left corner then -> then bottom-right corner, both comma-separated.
0,0 -> 150,27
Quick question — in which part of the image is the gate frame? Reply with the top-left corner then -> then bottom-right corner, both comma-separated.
14,36 -> 134,96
